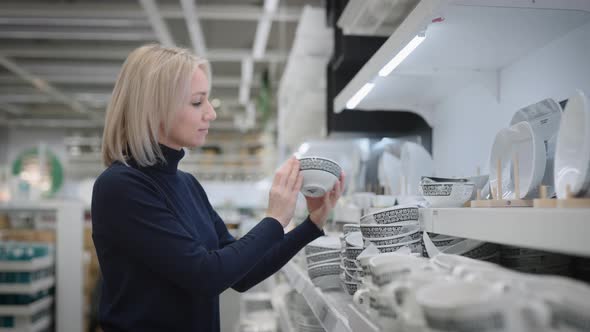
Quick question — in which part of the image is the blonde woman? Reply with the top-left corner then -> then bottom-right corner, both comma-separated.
91,44 -> 343,332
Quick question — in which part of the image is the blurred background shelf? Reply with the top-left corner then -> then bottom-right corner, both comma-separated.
0,296 -> 53,316
0,277 -> 54,294
421,208 -> 590,256
0,257 -> 54,272
0,315 -> 51,332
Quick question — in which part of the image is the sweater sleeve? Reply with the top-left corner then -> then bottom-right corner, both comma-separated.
191,177 -> 324,292
91,168 -> 285,297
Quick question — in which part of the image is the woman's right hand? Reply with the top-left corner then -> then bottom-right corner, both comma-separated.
266,156 -> 303,228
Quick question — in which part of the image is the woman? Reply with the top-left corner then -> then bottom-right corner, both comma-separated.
91,44 -> 343,332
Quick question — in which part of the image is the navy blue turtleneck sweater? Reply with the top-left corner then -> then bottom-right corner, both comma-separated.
91,145 -> 323,332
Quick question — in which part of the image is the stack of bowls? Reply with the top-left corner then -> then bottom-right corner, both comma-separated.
305,236 -> 341,290
360,205 -> 423,254
341,232 -> 364,295
499,245 -> 571,276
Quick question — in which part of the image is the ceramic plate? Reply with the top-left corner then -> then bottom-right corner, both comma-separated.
554,90 -> 590,198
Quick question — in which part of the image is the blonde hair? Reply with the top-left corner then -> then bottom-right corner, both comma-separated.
102,44 -> 210,167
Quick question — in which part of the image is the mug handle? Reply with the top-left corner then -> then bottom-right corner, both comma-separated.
353,288 -> 371,309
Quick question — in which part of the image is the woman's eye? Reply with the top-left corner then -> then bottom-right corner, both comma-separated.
192,102 -> 201,107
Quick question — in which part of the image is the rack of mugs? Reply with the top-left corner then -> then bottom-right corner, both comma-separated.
281,262 -> 379,332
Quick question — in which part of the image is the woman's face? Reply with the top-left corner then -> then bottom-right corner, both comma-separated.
160,67 -> 216,149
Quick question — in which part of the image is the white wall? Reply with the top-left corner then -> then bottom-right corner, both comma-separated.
433,20 -> 590,177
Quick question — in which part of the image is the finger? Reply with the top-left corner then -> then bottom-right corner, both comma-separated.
276,157 -> 294,187
293,171 -> 303,192
285,158 -> 300,190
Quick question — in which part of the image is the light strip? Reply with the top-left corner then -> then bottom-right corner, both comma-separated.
378,34 -> 425,77
346,83 -> 375,109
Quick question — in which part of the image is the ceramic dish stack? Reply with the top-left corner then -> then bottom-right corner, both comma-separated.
286,291 -> 325,332
360,205 -> 423,255
439,239 -> 500,263
422,233 -> 465,257
305,236 -> 341,290
340,232 -> 364,295
499,245 -> 571,276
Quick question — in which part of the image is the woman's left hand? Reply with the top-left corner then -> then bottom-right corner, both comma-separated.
306,172 -> 345,230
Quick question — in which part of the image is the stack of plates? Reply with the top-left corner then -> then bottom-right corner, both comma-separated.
305,236 -> 341,290
500,245 -> 571,276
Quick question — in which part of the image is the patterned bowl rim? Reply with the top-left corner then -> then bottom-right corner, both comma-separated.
364,228 -> 422,241
308,262 -> 341,270
360,221 -> 420,228
305,249 -> 341,258
360,203 -> 420,220
375,238 -> 421,248
298,156 -> 340,165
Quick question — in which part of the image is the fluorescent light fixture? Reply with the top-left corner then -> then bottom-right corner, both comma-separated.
346,83 -> 375,109
378,34 -> 425,77
264,0 -> 279,13
253,17 -> 272,59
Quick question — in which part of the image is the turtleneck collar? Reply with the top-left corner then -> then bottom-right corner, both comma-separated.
128,144 -> 185,174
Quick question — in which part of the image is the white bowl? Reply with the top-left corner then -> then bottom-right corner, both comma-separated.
554,90 -> 590,198
344,232 -> 363,248
420,182 -> 475,207
489,121 -> 546,199
299,156 -> 341,197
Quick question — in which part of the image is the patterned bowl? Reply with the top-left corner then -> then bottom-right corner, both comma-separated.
420,182 -> 475,207
299,156 -> 342,198
360,204 -> 419,225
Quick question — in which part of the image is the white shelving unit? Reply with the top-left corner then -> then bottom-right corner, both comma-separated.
0,297 -> 53,316
0,200 -> 84,332
0,277 -> 54,294
0,315 -> 51,332
421,208 -> 590,256
0,257 -> 54,272
334,0 -> 590,116
281,262 -> 380,332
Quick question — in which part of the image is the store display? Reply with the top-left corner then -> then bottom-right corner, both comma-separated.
489,121 -> 546,199
298,156 -> 342,198
554,90 -> 590,199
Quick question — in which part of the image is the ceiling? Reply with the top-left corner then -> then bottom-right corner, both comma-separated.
0,0 -> 321,132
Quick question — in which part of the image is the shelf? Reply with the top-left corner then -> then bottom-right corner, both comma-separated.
0,257 -> 54,272
421,208 -> 590,257
333,0 -> 590,118
0,277 -> 55,294
0,315 -> 51,332
0,296 -> 53,316
270,284 -> 296,332
281,262 -> 380,332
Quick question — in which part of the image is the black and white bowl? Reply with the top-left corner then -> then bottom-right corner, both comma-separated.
299,157 -> 342,198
